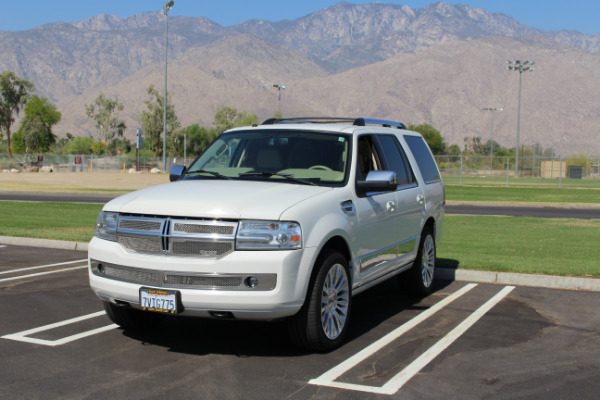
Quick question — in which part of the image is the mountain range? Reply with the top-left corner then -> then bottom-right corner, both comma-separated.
1,1 -> 600,155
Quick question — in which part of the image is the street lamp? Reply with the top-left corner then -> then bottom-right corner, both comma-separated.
507,59 -> 535,177
162,1 -> 174,172
273,84 -> 286,113
482,107 -> 503,171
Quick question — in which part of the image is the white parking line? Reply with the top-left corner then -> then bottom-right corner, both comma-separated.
2,311 -> 117,346
0,265 -> 87,283
0,259 -> 88,275
310,283 -> 477,386
310,284 -> 515,395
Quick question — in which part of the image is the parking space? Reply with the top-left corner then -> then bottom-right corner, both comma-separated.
1,244 -> 599,399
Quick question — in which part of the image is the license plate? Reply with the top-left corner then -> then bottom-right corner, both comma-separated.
140,287 -> 180,314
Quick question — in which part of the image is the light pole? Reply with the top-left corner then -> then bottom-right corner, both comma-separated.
482,107 -> 503,171
273,84 -> 286,114
507,59 -> 534,177
162,1 -> 174,172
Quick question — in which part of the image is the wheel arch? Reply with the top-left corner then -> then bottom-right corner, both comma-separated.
424,216 -> 436,233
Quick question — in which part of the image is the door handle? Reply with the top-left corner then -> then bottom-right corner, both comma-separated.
387,201 -> 396,212
417,194 -> 424,204
340,200 -> 355,215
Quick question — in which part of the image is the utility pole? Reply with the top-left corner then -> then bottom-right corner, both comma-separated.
507,59 -> 535,177
273,84 -> 286,114
162,1 -> 174,172
482,107 -> 503,171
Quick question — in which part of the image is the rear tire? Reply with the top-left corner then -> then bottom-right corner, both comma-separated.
288,250 -> 351,352
103,301 -> 164,329
403,225 -> 436,296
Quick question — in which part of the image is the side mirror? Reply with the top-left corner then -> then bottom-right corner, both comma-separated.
357,170 -> 398,194
169,165 -> 186,182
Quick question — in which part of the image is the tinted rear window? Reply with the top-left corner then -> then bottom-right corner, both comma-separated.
376,135 -> 415,186
403,135 -> 441,183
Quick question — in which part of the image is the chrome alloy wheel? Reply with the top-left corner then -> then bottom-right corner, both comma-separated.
320,263 -> 350,340
420,234 -> 436,288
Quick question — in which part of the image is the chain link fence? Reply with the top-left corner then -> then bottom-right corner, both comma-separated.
2,153 -> 600,188
1,154 -> 194,174
436,155 -> 600,187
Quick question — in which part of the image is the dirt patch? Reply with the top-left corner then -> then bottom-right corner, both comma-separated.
0,171 -> 168,193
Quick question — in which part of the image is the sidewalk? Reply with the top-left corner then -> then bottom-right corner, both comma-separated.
2,235 -> 598,292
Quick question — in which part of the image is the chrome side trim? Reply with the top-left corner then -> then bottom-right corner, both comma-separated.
352,261 -> 414,296
355,236 -> 418,271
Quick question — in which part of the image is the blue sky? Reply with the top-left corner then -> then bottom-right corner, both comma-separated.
1,1 -> 599,35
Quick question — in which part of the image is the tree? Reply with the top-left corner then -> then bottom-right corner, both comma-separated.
138,85 -> 179,156
108,138 -> 132,155
85,93 -> 126,155
53,133 -> 75,155
444,144 -> 462,156
91,141 -> 108,155
407,123 -> 445,155
64,136 -> 94,155
463,136 -> 486,155
0,71 -> 35,158
17,95 -> 61,153
172,124 -> 218,158
10,130 -> 26,154
213,105 -> 258,134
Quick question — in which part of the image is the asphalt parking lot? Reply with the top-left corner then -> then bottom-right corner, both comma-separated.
1,244 -> 599,399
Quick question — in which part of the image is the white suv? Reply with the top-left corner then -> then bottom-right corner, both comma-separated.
89,117 -> 444,351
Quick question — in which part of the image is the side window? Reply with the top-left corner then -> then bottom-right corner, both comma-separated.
375,135 -> 415,186
356,135 -> 383,180
403,135 -> 441,183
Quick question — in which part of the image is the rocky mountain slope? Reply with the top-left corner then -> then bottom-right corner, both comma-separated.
1,1 -> 599,155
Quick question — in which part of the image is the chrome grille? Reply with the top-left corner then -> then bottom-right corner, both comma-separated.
171,241 -> 233,256
116,215 -> 237,258
119,219 -> 162,232
164,274 -> 242,287
118,234 -> 163,254
102,264 -> 161,285
173,223 -> 234,235
90,260 -> 276,291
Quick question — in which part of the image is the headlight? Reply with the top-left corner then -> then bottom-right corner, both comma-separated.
236,220 -> 302,250
95,212 -> 119,242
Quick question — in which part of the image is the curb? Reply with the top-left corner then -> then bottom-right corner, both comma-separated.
446,201 -> 600,209
1,236 -> 598,292
0,236 -> 88,251
436,268 -> 600,292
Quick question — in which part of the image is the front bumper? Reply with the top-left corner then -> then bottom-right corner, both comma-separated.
88,237 -> 316,320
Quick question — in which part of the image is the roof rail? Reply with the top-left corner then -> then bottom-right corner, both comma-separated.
261,117 -> 406,129
353,118 -> 406,129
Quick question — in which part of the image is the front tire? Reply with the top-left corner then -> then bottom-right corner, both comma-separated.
288,250 -> 351,352
103,301 -> 164,329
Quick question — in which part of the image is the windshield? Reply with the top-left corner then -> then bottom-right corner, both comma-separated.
186,129 -> 350,186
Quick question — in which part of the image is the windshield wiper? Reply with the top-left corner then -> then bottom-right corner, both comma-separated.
239,171 -> 317,186
185,170 -> 232,180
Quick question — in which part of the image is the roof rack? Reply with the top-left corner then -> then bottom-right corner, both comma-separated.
261,117 -> 406,129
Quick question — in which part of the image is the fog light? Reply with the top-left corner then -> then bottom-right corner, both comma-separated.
244,276 -> 259,288
97,264 -> 105,275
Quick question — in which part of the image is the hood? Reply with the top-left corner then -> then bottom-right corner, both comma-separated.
103,179 -> 333,220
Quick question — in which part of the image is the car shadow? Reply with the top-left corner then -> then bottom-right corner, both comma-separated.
120,275 -> 455,358
438,258 -> 460,269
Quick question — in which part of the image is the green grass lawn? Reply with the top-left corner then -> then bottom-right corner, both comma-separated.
437,215 -> 600,277
0,202 -> 102,242
1,201 -> 598,277
442,175 -> 600,189
446,185 -> 600,205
